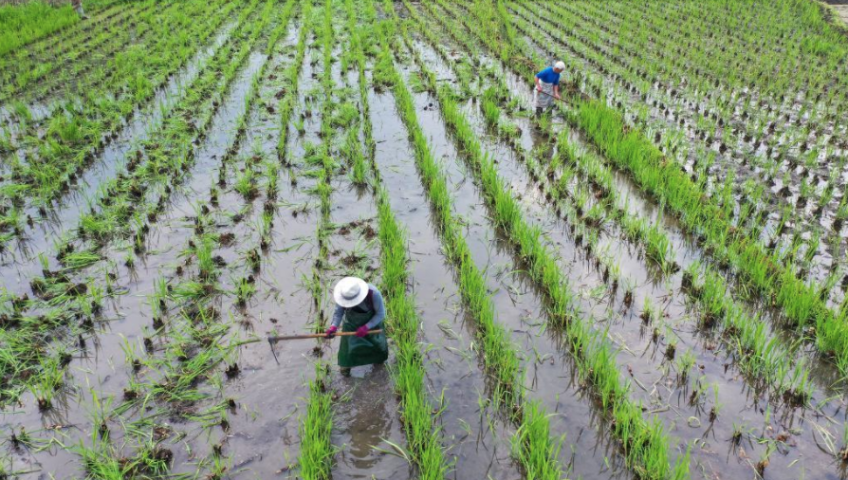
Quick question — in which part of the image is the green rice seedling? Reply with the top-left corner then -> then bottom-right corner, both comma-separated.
342,128 -> 368,186
332,102 -> 359,128
74,432 -> 126,479
706,383 -> 723,422
28,356 -> 64,412
11,100 -> 32,123
264,159 -> 279,198
640,297 -> 661,325
235,168 -> 258,200
510,400 -> 566,480
59,250 -> 102,269
676,350 -> 696,383
299,364 -> 334,480
234,276 -> 256,308
194,234 -> 218,280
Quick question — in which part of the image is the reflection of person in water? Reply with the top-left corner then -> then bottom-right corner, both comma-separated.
531,119 -> 556,163
342,367 -> 395,471
324,277 -> 388,376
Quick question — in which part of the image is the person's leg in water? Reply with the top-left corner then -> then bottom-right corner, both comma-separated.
340,366 -> 351,376
73,0 -> 88,19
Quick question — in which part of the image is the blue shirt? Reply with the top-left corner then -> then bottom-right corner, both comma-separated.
535,66 -> 560,86
331,284 -> 386,330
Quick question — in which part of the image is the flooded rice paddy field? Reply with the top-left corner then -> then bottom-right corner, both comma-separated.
2,0 -> 848,479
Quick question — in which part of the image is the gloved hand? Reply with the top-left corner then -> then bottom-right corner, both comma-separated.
355,325 -> 370,338
325,326 -> 338,338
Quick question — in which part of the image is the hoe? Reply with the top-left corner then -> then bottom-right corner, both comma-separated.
240,329 -> 383,364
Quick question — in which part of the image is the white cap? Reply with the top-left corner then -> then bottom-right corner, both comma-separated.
333,277 -> 368,308
554,61 -> 565,71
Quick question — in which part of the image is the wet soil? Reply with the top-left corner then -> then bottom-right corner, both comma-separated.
5,2 -> 848,480
404,7 -> 848,479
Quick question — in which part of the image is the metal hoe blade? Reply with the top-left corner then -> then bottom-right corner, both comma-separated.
268,336 -> 280,365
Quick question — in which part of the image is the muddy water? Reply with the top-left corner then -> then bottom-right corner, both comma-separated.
368,88 -> 524,480
218,23 -> 326,478
420,0 -> 848,404
318,33 -> 410,478
393,38 -> 644,478
411,8 -> 848,480
468,8 -> 848,401
0,16 -> 290,479
511,1 -> 843,285
0,21 -> 237,289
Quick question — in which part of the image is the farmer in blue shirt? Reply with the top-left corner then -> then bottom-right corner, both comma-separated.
535,61 -> 565,115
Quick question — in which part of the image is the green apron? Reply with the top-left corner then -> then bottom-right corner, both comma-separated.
338,300 -> 388,368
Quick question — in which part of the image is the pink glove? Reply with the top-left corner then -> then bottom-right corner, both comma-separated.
355,326 -> 370,338
325,326 -> 338,338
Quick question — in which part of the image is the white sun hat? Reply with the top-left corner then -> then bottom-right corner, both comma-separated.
554,61 -> 565,70
333,277 -> 369,308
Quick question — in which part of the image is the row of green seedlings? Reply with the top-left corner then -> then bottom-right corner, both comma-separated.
338,0 -> 371,188
116,224 -> 237,479
533,0 -> 839,167
194,0 -> 303,318
139,5 -> 315,474
18,3 -> 300,463
0,2 -> 89,61
510,0 -> 836,275
455,26 -> 819,408
540,0 -> 848,300
297,1 -> 336,478
0,0 -> 238,246
0,0 -> 280,408
4,0 -> 162,106
388,10 -> 690,478
405,1 -> 637,290
444,0 -> 823,411
0,3 -> 129,92
376,10 -> 571,480
552,0 -> 840,109
455,0 -> 848,381
508,0 -> 841,287
487,83 -> 814,405
212,0 -> 302,249
348,0 -> 448,478
0,0 -> 130,82
414,0 -> 680,364
110,27 -> 311,460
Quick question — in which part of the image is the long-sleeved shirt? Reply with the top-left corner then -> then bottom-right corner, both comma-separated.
331,284 -> 386,330
535,66 -> 561,85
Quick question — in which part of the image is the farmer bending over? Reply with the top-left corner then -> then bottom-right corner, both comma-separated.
71,0 -> 88,19
325,277 -> 388,375
535,61 -> 565,115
